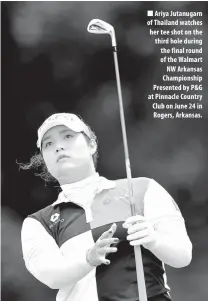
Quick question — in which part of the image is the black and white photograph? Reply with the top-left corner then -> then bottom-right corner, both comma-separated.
1,1 -> 208,301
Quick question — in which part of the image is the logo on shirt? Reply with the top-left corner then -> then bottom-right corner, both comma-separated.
50,213 -> 60,222
103,190 -> 129,204
49,213 -> 64,229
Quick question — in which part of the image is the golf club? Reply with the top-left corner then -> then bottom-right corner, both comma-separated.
87,19 -> 148,301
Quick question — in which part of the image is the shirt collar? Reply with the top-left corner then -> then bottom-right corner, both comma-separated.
52,172 -> 115,209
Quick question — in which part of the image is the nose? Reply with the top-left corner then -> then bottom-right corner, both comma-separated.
55,145 -> 64,153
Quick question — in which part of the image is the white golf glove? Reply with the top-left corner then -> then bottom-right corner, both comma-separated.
123,215 -> 157,250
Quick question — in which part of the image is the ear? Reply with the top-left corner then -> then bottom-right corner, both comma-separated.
89,139 -> 97,155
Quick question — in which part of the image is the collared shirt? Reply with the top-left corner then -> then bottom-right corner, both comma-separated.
21,177 -> 192,301
52,173 -> 115,222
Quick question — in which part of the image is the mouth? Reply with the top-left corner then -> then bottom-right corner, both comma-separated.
57,155 -> 70,162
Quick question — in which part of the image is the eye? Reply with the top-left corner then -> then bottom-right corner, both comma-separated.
65,134 -> 73,139
43,141 -> 53,149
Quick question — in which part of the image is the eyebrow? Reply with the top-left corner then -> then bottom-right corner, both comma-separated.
42,129 -> 73,143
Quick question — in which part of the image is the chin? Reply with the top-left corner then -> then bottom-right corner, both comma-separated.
59,162 -> 78,172
57,162 -> 84,174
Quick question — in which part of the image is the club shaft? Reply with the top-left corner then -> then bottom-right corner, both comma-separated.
113,50 -> 148,301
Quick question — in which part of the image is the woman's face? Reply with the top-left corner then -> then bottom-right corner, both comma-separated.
41,125 -> 96,181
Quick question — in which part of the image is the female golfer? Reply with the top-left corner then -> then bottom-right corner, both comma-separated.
21,113 -> 192,301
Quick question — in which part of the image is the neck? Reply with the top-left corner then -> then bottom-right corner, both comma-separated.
58,165 -> 97,185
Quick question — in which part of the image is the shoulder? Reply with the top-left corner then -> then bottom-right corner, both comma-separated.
26,204 -> 60,233
22,204 -> 61,239
28,205 -> 57,221
144,178 -> 170,197
142,179 -> 183,219
114,177 -> 151,194
114,177 -> 151,186
112,177 -> 168,195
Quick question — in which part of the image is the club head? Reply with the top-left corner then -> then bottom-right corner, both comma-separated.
87,19 -> 116,47
87,19 -> 113,34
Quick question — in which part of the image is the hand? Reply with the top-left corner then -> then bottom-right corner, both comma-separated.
87,223 -> 119,266
123,215 -> 157,249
